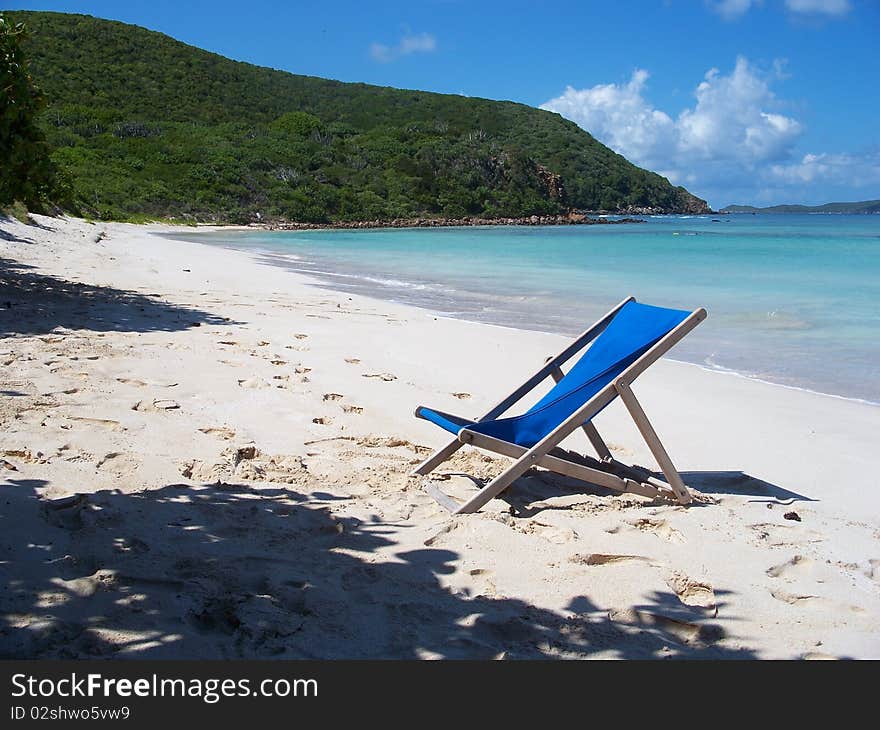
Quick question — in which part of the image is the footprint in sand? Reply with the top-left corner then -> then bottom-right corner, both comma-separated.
765,555 -> 867,614
494,514 -> 578,544
452,392 -> 471,400
237,378 -> 270,389
132,399 -> 180,411
65,416 -> 125,431
116,377 -> 148,387
322,393 -> 344,402
465,568 -> 498,597
748,522 -> 824,548
608,607 -> 724,646
344,357 -> 361,365
625,517 -> 685,544
363,372 -> 397,382
293,333 -> 309,340
424,519 -> 464,547
50,570 -> 117,598
294,366 -> 311,374
527,522 -> 578,544
198,426 -> 236,440
340,566 -> 381,591
569,553 -> 650,566
96,451 -> 141,477
312,417 -> 333,425
342,405 -> 364,415
770,588 -> 818,604
665,571 -> 717,613
766,554 -> 813,579
270,359 -> 287,366
40,494 -> 88,530
58,444 -> 95,464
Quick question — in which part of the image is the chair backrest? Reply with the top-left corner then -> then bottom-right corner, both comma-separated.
470,301 -> 691,447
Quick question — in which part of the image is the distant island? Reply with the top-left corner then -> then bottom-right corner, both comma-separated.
721,200 -> 880,214
8,10 -> 708,224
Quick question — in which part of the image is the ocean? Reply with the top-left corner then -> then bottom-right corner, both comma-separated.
167,214 -> 880,404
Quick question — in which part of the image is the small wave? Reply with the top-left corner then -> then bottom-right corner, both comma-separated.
765,310 -> 812,330
689,356 -> 879,407
284,267 -> 432,291
256,250 -> 303,261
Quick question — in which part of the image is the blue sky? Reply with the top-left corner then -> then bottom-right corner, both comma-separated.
9,0 -> 880,207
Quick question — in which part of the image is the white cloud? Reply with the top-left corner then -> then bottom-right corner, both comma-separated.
709,0 -> 759,21
541,57 -> 874,206
370,32 -> 436,63
769,151 -> 880,186
785,0 -> 851,16
399,33 -> 437,55
676,58 -> 801,162
708,0 -> 850,20
540,70 -> 676,171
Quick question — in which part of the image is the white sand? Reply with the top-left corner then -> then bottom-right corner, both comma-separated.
1,213 -> 878,659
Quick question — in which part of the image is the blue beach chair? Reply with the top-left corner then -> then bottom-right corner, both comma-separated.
413,297 -> 707,513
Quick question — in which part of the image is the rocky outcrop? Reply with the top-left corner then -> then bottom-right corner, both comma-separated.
264,213 -> 645,231
536,164 -> 565,202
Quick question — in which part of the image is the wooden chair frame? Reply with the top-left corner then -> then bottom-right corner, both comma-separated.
411,296 -> 707,513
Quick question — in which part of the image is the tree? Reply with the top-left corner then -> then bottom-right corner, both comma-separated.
0,15 -> 58,208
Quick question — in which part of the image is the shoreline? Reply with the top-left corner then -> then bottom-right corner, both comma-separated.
408,311 -> 880,409
175,227 -> 879,408
666,356 -> 880,409
2,214 -> 879,659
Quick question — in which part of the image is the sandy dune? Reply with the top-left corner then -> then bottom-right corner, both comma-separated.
1,214 -> 878,659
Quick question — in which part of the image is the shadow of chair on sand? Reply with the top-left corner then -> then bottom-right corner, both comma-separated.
475,461 -> 814,517
678,470 -> 815,504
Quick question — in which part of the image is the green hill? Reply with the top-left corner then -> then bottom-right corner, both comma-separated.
721,200 -> 880,214
7,10 -> 709,223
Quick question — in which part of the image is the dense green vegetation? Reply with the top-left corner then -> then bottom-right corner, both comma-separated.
722,201 -> 880,214
8,10 -> 708,223
0,15 -> 64,209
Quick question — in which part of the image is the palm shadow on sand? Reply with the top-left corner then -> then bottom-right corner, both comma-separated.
0,256 -> 237,338
0,477 -> 758,660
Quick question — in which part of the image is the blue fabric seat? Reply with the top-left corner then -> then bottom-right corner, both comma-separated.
415,301 -> 689,448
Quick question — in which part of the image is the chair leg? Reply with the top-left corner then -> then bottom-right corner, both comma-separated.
453,442 -> 677,514
410,439 -> 463,476
582,422 -> 612,461
549,365 -> 612,462
614,380 -> 691,504
454,454 -> 536,513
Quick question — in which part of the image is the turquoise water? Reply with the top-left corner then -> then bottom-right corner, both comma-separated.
169,214 -> 880,403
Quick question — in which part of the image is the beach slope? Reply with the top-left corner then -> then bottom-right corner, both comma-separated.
1,214 -> 878,659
